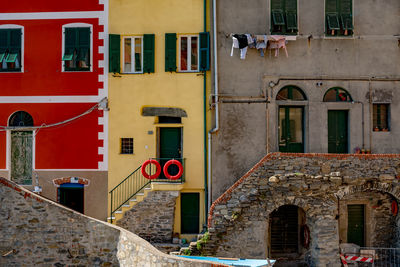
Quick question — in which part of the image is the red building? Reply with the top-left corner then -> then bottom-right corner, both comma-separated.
0,0 -> 108,220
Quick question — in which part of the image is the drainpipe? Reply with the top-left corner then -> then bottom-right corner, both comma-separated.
203,0 -> 209,223
207,0 -> 219,215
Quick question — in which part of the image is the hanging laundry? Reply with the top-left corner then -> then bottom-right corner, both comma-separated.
232,34 -> 250,59
268,35 -> 288,58
255,35 -> 268,57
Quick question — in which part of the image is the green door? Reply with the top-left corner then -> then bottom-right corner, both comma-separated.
279,107 -> 304,153
347,205 -> 365,246
328,110 -> 348,153
11,131 -> 33,185
159,127 -> 182,178
181,193 -> 200,234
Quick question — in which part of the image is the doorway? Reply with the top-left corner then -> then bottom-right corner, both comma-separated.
328,110 -> 348,153
158,127 -> 182,178
347,204 -> 365,246
58,183 -> 84,213
279,107 -> 304,153
181,193 -> 200,234
11,131 -> 33,185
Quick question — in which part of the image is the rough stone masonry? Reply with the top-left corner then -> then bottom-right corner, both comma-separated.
204,153 -> 400,267
0,177 -> 220,267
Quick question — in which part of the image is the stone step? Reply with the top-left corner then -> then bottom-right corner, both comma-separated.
152,243 -> 181,254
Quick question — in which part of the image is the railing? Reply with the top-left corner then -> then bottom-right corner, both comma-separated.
109,158 -> 185,222
345,247 -> 400,266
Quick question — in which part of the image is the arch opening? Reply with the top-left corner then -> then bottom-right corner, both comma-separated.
323,87 -> 353,102
276,85 -> 307,101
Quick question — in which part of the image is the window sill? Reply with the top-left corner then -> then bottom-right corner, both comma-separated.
119,153 -> 134,155
121,72 -> 144,75
270,34 -> 298,41
177,70 -> 201,73
323,35 -> 355,40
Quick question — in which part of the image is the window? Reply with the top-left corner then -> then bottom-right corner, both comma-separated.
62,27 -> 91,71
276,86 -> 307,101
120,138 -> 134,154
373,104 -> 390,131
123,36 -> 143,73
179,35 -> 199,72
271,0 -> 298,35
0,28 -> 22,72
326,0 -> 353,36
158,116 -> 182,124
323,87 -> 352,102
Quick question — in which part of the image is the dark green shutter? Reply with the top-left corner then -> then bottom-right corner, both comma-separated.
77,28 -> 90,64
339,0 -> 353,30
339,0 -> 352,14
65,28 -> 76,50
109,34 -> 120,73
326,0 -> 338,13
271,0 -> 284,10
0,30 -> 7,49
9,29 -> 21,50
143,34 -> 155,73
165,33 -> 176,72
285,0 -> 297,30
199,32 -> 209,71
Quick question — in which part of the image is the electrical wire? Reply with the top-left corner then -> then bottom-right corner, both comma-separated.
0,98 -> 106,132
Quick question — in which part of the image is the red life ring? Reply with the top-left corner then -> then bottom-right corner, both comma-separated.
163,159 -> 183,180
302,225 -> 310,249
141,160 -> 161,180
392,200 -> 398,216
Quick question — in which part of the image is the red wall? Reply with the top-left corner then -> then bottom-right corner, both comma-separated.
0,103 -> 102,169
0,0 -> 104,13
0,19 -> 104,96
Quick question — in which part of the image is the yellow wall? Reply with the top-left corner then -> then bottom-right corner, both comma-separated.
108,0 -> 211,234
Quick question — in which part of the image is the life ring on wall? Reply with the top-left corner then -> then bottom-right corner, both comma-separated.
301,224 -> 310,249
141,160 -> 161,180
163,159 -> 183,180
392,200 -> 398,216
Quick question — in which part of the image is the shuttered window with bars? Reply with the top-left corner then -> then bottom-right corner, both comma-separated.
373,104 -> 390,131
271,0 -> 298,35
0,28 -> 22,72
326,0 -> 353,36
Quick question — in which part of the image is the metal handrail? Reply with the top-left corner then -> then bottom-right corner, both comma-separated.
109,158 -> 185,223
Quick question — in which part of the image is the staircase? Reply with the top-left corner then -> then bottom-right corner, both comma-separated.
107,158 -> 185,224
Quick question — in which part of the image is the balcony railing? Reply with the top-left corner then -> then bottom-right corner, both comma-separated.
109,158 -> 185,222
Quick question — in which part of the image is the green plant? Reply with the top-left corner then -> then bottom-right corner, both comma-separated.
182,248 -> 191,256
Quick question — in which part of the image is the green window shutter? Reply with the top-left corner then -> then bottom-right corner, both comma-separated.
63,28 -> 76,61
78,28 -> 90,48
9,29 -> 21,50
199,32 -> 209,71
109,34 -> 120,73
271,0 -> 284,10
271,0 -> 285,26
143,34 -> 155,73
339,0 -> 353,30
326,0 -> 338,13
285,0 -> 297,30
339,0 -> 352,14
0,30 -> 8,49
327,14 -> 340,30
165,33 -> 176,72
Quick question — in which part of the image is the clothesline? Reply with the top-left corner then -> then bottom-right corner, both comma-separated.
231,33 -> 289,59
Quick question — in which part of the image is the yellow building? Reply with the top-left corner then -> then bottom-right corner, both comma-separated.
108,0 -> 211,242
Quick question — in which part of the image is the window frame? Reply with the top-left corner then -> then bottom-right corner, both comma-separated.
373,103 -> 390,132
120,138 -> 134,155
178,34 -> 200,73
121,35 -> 144,74
270,0 -> 299,36
325,0 -> 354,37
61,23 -> 93,72
0,24 -> 24,73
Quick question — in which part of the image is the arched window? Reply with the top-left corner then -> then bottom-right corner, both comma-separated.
9,111 -> 34,127
323,87 -> 353,102
276,86 -> 307,101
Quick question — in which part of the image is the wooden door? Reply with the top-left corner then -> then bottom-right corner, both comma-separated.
328,110 -> 348,153
279,107 -> 304,153
11,131 -> 33,185
181,193 -> 200,234
159,127 -> 182,178
347,204 -> 365,246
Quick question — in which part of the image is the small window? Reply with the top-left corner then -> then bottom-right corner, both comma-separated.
179,35 -> 199,72
0,28 -> 22,72
323,87 -> 352,102
158,116 -> 182,124
62,27 -> 91,71
326,0 -> 353,36
276,86 -> 307,101
373,104 -> 390,131
271,0 -> 298,35
123,36 -> 143,73
120,138 -> 134,154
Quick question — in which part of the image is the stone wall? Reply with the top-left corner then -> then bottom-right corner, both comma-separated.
117,190 -> 179,243
205,153 -> 400,267
0,177 -> 224,267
